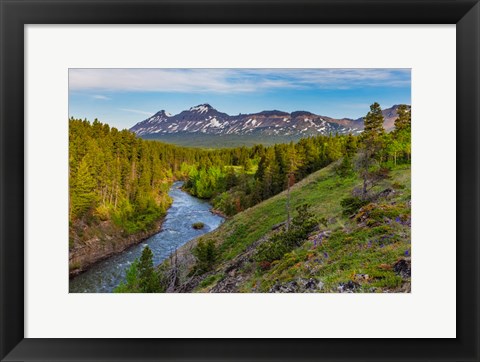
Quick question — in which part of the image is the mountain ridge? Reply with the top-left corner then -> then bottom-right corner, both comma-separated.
130,103 -> 409,147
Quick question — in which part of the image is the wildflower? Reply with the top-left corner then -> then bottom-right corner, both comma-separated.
405,250 -> 410,256
323,252 -> 329,258
395,217 -> 401,223
313,235 -> 323,248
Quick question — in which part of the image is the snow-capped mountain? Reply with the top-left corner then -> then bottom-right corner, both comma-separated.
130,104 -> 363,136
129,104 -> 407,147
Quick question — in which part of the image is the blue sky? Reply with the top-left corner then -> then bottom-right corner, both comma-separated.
69,68 -> 411,130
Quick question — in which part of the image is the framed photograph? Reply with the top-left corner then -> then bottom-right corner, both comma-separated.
1,0 -> 479,361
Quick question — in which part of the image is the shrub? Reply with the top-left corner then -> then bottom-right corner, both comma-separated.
254,204 -> 317,264
110,197 -> 165,234
114,260 -> 140,293
193,239 -> 218,273
192,222 -> 205,230
114,246 -> 165,293
354,203 -> 406,225
212,192 -> 237,216
69,261 -> 81,271
212,190 -> 249,217
391,182 -> 405,190
94,204 -> 111,221
258,261 -> 272,271
335,156 -> 355,178
340,197 -> 369,216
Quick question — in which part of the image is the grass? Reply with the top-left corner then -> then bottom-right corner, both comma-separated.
254,216 -> 410,292
208,164 -> 356,260
196,273 -> 225,291
189,163 -> 411,293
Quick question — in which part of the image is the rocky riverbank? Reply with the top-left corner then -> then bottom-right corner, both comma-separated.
68,217 -> 165,277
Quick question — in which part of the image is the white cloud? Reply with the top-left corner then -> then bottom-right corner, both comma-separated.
119,108 -> 154,116
69,68 -> 411,94
92,95 -> 111,100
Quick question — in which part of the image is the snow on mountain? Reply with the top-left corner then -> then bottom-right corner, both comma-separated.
189,104 -> 212,114
129,104 -> 407,139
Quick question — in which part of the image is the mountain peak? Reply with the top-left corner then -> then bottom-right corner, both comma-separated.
154,110 -> 171,117
189,104 -> 214,114
256,110 -> 290,117
291,111 -> 315,118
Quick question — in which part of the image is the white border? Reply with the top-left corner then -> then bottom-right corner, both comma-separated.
25,25 -> 456,338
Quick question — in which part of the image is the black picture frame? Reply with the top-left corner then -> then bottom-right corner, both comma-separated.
1,0 -> 479,361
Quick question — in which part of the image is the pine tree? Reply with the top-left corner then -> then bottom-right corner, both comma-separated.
71,157 -> 96,218
336,134 -> 357,177
285,145 -> 302,230
345,134 -> 357,157
363,102 -> 385,138
255,155 -> 267,181
394,104 -> 411,132
138,246 -> 158,293
193,240 -> 218,273
114,260 -> 140,293
393,105 -> 412,163
357,103 -> 387,199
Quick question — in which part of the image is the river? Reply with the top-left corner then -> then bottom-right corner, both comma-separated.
69,181 -> 225,293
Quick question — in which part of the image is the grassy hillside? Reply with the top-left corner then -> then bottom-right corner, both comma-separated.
170,162 -> 411,293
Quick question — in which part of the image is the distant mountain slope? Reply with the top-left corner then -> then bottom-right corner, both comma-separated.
355,104 -> 412,131
130,103 -> 408,147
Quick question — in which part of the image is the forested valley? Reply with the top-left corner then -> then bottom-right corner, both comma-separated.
70,103 -> 411,293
